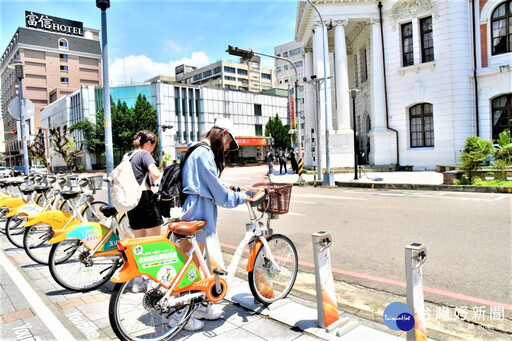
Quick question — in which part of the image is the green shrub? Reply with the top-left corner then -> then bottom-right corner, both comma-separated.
460,136 -> 493,183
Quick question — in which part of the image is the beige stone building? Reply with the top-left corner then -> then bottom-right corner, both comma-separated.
0,11 -> 102,166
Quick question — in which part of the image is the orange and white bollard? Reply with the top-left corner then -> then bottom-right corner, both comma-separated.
405,243 -> 428,341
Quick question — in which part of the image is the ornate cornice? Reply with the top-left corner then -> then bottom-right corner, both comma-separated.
389,0 -> 439,27
332,18 -> 349,27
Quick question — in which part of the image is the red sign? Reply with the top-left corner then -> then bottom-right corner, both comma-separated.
235,137 -> 267,146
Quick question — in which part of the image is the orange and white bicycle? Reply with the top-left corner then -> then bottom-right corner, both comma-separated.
108,183 -> 298,341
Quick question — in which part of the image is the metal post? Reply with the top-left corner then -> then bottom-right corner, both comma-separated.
405,243 -> 428,341
97,0 -> 114,204
351,91 -> 358,180
18,78 -> 29,175
314,81 -> 322,181
306,0 -> 334,186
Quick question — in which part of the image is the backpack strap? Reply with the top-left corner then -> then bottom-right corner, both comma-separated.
180,142 -> 209,169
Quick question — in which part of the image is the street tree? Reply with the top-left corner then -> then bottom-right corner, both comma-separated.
460,136 -> 493,183
265,114 -> 291,149
49,125 -> 83,173
27,128 -> 49,171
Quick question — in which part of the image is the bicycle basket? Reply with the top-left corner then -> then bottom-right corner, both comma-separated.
252,182 -> 293,215
87,175 -> 104,191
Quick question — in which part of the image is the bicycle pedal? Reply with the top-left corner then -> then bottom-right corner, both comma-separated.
213,268 -> 227,276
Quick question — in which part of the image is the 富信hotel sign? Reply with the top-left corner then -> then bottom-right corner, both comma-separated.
25,11 -> 83,36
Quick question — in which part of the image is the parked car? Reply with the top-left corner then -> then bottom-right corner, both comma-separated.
0,167 -> 11,178
30,165 -> 47,174
12,166 -> 25,177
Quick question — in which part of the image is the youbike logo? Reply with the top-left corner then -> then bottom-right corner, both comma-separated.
383,302 -> 415,331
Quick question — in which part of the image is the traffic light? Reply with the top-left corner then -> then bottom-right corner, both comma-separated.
10,130 -> 16,135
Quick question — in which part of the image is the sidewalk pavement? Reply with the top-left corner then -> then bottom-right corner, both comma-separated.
0,233 -> 404,341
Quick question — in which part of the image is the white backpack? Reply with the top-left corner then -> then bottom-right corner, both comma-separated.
109,150 -> 148,214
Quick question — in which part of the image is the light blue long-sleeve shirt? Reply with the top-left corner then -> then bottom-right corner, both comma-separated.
181,143 -> 246,241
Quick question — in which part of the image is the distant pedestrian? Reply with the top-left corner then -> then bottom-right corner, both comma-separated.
266,149 -> 275,175
289,147 -> 298,174
278,148 -> 287,175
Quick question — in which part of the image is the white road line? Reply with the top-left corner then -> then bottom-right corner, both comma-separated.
219,206 -> 305,216
294,194 -> 366,200
0,249 -> 76,341
343,190 -> 507,202
290,200 -> 316,204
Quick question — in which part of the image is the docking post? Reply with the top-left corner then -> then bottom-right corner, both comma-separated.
405,243 -> 428,341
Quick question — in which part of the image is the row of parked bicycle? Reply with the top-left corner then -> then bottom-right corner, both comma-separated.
0,174 -> 299,341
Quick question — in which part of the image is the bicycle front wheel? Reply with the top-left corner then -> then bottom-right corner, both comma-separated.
23,224 -> 54,264
5,215 -> 27,248
81,201 -> 107,223
49,240 -> 120,292
109,280 -> 194,341
248,234 -> 298,305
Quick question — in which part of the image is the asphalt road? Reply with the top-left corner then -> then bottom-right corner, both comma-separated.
217,166 -> 512,312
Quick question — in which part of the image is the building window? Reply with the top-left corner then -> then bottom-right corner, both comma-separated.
261,73 -> 271,80
491,1 -> 512,55
401,22 -> 414,66
420,16 -> 434,62
254,104 -> 262,116
284,65 -> 288,70
203,70 -> 212,78
283,51 -> 288,57
225,76 -> 236,81
492,94 -> 512,139
276,66 -> 281,73
294,60 -> 303,68
60,54 -> 68,61
255,124 -> 263,136
213,66 -> 222,74
193,74 -> 202,81
60,77 -> 69,84
60,65 -> 68,72
289,47 -> 302,56
224,66 -> 236,73
58,38 -> 68,49
360,48 -> 368,82
237,69 -> 248,75
410,103 -> 434,147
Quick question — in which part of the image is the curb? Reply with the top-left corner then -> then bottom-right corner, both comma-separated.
295,181 -> 512,194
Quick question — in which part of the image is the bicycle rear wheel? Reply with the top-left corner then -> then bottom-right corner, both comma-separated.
109,279 -> 194,341
5,215 -> 27,248
23,224 -> 54,264
248,234 -> 298,305
0,207 -> 10,234
81,201 -> 108,223
49,240 -> 120,292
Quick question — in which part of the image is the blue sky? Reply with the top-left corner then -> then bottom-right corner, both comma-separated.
1,0 -> 298,85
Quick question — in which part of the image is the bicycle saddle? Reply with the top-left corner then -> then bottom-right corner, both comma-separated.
168,220 -> 207,237
34,185 -> 51,193
20,186 -> 35,195
99,204 -> 118,218
9,180 -> 24,186
61,190 -> 81,199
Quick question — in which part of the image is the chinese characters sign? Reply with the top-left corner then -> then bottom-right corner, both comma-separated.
25,11 -> 83,36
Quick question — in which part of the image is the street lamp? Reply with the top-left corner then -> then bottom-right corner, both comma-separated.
350,88 -> 360,180
8,60 -> 29,175
226,45 -> 304,181
306,0 -> 334,186
96,0 -> 114,203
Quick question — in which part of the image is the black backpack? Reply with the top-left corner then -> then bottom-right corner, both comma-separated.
154,142 -> 207,217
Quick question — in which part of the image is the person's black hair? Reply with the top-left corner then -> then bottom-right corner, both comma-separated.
206,127 -> 226,176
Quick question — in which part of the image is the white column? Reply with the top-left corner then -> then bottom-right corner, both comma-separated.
333,19 -> 350,132
312,21 -> 333,135
370,18 -> 387,131
303,48 -> 315,168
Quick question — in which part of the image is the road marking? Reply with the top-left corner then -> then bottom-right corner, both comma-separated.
290,200 -> 316,204
343,190 -> 507,202
0,249 -> 77,341
294,194 -> 366,200
219,241 -> 512,311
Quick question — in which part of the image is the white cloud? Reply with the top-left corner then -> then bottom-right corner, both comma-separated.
108,52 -> 211,85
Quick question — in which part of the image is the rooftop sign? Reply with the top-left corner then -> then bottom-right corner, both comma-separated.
25,11 -> 83,36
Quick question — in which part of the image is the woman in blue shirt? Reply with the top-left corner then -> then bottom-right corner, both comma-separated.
175,118 -> 247,330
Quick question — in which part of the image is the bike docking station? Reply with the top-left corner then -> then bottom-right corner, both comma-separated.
312,231 -> 359,337
405,242 -> 428,341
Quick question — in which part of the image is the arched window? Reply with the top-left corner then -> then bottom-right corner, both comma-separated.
410,103 -> 434,148
492,94 -> 512,139
491,1 -> 512,55
58,38 -> 68,50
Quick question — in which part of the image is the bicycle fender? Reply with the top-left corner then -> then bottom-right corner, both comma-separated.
24,210 -> 78,230
7,204 -> 43,218
247,240 -> 264,272
5,207 -> 20,218
110,262 -> 138,283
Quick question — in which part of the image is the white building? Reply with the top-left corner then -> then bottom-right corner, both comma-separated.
274,41 -> 306,141
40,81 -> 288,170
295,0 -> 512,170
175,58 -> 275,93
